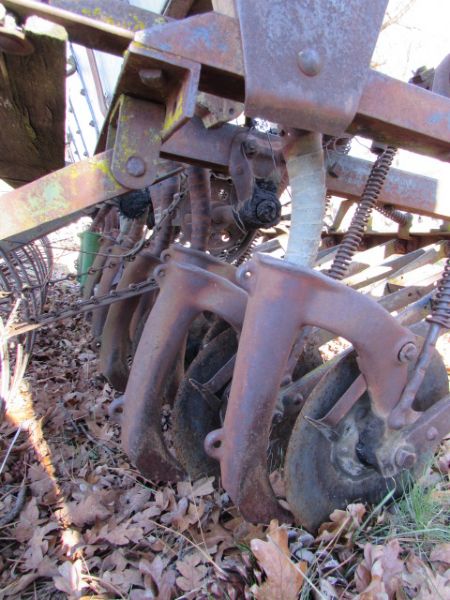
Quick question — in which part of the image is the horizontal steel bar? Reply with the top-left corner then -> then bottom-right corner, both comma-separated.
0,212 -> 84,252
2,0 -> 169,55
0,151 -> 128,242
1,122 -> 448,243
350,71 -> 450,161
5,4 -> 450,159
328,151 -> 450,220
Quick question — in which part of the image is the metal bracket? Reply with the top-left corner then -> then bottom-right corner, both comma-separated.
234,0 -> 388,135
111,95 -> 165,190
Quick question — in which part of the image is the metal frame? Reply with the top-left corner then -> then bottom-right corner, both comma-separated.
1,0 -> 450,526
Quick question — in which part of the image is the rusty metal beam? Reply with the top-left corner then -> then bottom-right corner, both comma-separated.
4,4 -> 450,159
0,151 -> 129,243
328,152 -> 450,221
2,0 -> 170,55
1,123 -> 448,245
350,71 -> 450,161
0,213 -> 85,252
2,114 -> 449,243
133,13 -> 450,159
161,117 -> 236,170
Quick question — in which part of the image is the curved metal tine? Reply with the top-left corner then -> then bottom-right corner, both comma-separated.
121,246 -> 246,483
99,172 -> 180,390
91,217 -> 146,340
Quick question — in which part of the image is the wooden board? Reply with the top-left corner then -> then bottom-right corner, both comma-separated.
0,17 -> 66,187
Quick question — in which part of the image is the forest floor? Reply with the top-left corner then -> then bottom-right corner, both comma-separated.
0,230 -> 449,599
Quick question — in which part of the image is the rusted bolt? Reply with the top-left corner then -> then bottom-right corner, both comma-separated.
398,342 -> 418,363
280,374 -> 292,387
395,447 -> 417,470
297,48 -> 323,77
426,426 -> 439,441
140,68 -> 163,84
126,156 -> 146,177
243,139 -> 257,157
139,68 -> 168,92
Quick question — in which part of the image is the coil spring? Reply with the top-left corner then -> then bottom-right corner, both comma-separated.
234,231 -> 259,266
375,203 -> 411,227
427,254 -> 450,329
328,145 -> 397,280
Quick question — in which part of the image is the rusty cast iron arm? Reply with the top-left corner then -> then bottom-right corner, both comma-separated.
121,245 -> 246,482
208,253 -> 415,524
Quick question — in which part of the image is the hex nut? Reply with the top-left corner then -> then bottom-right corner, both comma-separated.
395,447 -> 417,470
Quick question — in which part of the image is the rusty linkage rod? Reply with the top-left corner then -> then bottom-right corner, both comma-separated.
389,252 -> 450,429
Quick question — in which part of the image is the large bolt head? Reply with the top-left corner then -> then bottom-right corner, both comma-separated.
395,447 -> 417,470
297,48 -> 323,76
126,156 -> 146,178
398,341 -> 418,363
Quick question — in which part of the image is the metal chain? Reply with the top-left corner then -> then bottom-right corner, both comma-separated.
2,191 -> 188,338
5,278 -> 159,340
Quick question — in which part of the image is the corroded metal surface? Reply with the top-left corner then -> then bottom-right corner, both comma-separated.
0,151 -> 128,243
121,245 -> 245,482
1,0 -> 450,532
3,0 -> 169,55
235,0 -> 388,134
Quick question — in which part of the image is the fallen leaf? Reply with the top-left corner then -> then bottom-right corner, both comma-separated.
14,497 -> 41,543
250,519 -> 306,600
317,503 -> 366,543
177,476 -> 215,498
53,559 -> 87,598
176,551 -> 208,593
431,543 -> 450,566
355,539 -> 404,599
63,490 -> 116,527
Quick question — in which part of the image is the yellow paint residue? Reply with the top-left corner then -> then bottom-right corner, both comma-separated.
163,93 -> 184,135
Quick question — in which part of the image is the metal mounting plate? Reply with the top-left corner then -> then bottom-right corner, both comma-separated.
235,0 -> 388,135
111,95 -> 165,189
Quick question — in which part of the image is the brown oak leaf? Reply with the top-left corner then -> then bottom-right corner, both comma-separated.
355,539 -> 404,599
53,559 -> 87,599
317,503 -> 366,543
63,489 -> 116,527
14,497 -> 41,543
177,476 -> 215,498
250,519 -> 306,600
176,551 -> 208,593
139,556 -> 176,599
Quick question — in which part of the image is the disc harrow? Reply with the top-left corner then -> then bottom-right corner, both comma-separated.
0,0 -> 449,533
